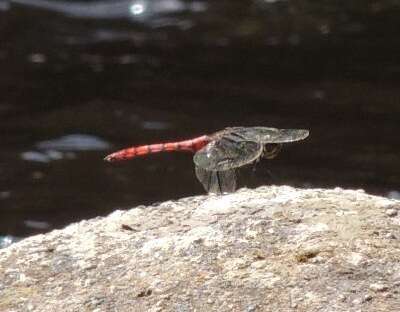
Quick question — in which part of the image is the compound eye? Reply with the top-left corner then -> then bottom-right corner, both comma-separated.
263,144 -> 281,159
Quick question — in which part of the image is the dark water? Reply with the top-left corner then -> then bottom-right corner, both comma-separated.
1,0 -> 400,242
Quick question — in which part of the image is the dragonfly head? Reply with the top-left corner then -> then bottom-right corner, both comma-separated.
262,143 -> 282,159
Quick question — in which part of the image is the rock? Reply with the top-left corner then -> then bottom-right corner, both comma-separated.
385,209 -> 398,217
1,186 -> 400,311
370,283 -> 389,292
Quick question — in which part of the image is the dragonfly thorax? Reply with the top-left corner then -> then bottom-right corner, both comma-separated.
262,143 -> 282,159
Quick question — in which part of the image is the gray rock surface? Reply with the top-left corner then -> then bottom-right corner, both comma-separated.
1,186 -> 400,312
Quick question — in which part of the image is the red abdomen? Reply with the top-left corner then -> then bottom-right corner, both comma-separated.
104,135 -> 210,162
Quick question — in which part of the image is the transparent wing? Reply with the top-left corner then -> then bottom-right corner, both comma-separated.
195,166 -> 236,194
228,127 -> 309,143
193,138 -> 264,171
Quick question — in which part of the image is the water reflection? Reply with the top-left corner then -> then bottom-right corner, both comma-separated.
21,150 -> 65,163
387,191 -> 400,200
13,0 -> 141,19
141,120 -> 172,130
12,0 -> 207,22
24,219 -> 51,230
0,235 -> 19,249
28,53 -> 47,64
0,191 -> 11,199
20,135 -> 110,163
130,1 -> 145,15
0,0 -> 10,11
36,134 -> 110,151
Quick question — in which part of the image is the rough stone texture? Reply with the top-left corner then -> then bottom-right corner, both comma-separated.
1,186 -> 400,312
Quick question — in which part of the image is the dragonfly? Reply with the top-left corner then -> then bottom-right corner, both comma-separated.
104,126 -> 309,194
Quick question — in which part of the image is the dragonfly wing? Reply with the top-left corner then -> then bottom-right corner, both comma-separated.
229,127 -> 309,143
193,138 -> 264,171
195,166 -> 236,194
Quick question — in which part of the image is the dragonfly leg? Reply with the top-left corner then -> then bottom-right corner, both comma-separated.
264,168 -> 275,182
262,143 -> 282,159
195,166 -> 237,194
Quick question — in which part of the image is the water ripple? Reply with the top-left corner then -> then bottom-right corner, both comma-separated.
36,134 -> 111,151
